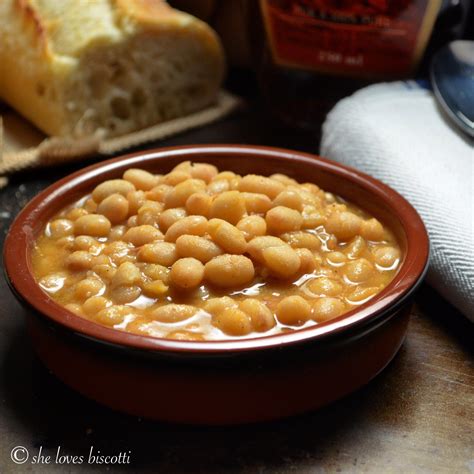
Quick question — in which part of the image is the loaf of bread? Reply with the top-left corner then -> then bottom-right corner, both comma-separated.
0,0 -> 225,138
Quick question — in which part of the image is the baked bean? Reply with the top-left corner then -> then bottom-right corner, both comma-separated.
141,263 -> 170,283
139,199 -> 163,212
189,163 -> 218,182
127,215 -> 138,228
346,286 -> 379,303
109,225 -> 127,241
261,245 -> 301,279
110,285 -> 141,304
49,219 -> 74,238
215,171 -> 238,181
111,262 -> 141,287
239,298 -> 275,332
161,171 -> 192,186
241,192 -> 272,214
229,176 -> 241,190
273,190 -> 303,211
73,235 -> 96,251
172,161 -> 192,172
344,236 -> 366,258
95,305 -> 132,326
175,235 -> 222,263
123,225 -> 163,246
307,277 -> 343,297
325,211 -> 362,241
97,194 -> 129,224
170,258 -> 204,289
210,191 -> 246,225
136,202 -> 163,227
111,251 -> 135,265
83,295 -> 109,315
204,296 -> 237,315
158,208 -> 187,232
281,231 -> 320,250
142,280 -> 169,297
92,254 -> 112,265
146,184 -> 172,203
123,319 -> 150,335
312,298 -> 345,322
326,251 -> 347,265
208,219 -> 247,254
237,215 -> 267,241
207,179 -> 229,195
360,218 -> 385,241
294,189 -> 319,207
74,278 -> 104,300
213,307 -> 253,336
323,234 -> 341,251
270,173 -> 298,186
205,255 -> 255,288
66,251 -> 93,270
56,236 -> 75,250
238,174 -> 285,199
373,246 -> 401,268
344,258 -> 374,283
302,209 -> 326,229
296,248 -> 318,273
92,264 -> 116,281
92,179 -> 135,203
151,304 -> 197,323
127,190 -> 147,214
165,179 -> 206,209
92,254 -> 111,266
102,241 -> 132,263
66,208 -> 88,221
84,198 -> 97,213
123,168 -> 157,191
302,182 -> 321,194
74,214 -> 111,237
185,192 -> 212,217
276,296 -> 312,325
266,206 -> 303,234
246,235 -> 288,261
138,241 -> 178,266
165,216 -> 208,242
89,242 -> 104,256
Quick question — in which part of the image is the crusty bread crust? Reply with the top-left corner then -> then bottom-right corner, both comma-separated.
0,0 -> 225,138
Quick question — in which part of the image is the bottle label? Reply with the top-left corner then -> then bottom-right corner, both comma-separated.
260,0 -> 440,77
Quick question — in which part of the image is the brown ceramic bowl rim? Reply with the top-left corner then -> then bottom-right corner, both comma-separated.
4,145 -> 429,355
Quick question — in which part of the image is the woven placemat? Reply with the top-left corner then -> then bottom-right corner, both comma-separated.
0,91 -> 241,188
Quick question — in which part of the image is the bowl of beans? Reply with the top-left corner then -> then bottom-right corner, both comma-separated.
4,145 -> 429,424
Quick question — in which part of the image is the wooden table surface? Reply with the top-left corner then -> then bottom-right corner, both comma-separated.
0,101 -> 473,473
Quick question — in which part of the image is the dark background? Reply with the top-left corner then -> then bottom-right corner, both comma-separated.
1,3 -> 473,470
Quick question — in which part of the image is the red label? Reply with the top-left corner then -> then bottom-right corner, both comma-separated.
261,0 -> 440,77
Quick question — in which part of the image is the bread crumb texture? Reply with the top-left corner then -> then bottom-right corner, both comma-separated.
0,0 -> 225,137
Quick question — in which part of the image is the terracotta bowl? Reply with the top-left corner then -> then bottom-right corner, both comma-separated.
4,145 -> 429,425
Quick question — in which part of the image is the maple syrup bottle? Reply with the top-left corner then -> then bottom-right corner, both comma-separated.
250,0 -> 442,130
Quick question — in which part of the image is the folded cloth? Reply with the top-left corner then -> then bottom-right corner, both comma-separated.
0,91 -> 242,188
321,81 -> 473,320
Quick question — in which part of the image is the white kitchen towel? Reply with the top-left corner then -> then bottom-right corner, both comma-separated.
321,81 -> 474,320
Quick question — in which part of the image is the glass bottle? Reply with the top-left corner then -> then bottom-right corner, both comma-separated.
250,0 -> 442,130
